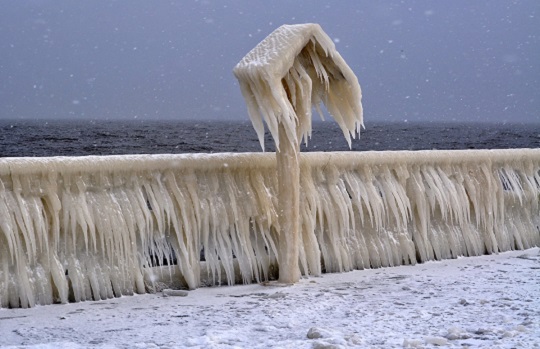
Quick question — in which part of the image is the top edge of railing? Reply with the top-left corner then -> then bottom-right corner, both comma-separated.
0,149 -> 539,176
302,149 -> 540,168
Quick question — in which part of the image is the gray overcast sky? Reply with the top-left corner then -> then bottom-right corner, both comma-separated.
0,1 -> 538,123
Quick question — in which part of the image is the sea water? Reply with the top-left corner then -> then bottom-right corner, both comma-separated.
1,119 -> 538,157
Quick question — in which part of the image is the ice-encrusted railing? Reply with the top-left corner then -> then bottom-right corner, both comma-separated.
1,149 -> 539,308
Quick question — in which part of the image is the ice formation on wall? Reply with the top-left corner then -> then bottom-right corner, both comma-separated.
233,23 -> 363,150
1,149 -> 539,308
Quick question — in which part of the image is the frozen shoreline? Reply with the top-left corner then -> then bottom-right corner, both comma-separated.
1,247 -> 539,349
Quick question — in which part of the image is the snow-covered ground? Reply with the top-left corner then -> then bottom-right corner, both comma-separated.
1,248 -> 538,349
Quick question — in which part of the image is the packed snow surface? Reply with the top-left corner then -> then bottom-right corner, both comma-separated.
0,248 -> 538,349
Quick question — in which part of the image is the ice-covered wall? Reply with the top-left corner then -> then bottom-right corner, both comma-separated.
1,149 -> 539,308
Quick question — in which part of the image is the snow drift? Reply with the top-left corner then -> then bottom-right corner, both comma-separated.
0,149 -> 539,308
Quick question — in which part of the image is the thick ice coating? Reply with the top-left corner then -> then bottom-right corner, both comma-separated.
0,149 -> 539,308
233,23 -> 363,150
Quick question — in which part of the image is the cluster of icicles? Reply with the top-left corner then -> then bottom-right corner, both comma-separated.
1,149 -> 539,308
233,23 -> 363,150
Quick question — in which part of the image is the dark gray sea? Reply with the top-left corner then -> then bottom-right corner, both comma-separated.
0,120 -> 538,157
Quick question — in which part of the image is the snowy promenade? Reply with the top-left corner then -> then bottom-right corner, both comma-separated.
1,248 -> 538,349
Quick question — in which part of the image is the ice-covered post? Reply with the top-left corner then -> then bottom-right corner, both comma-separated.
234,23 -> 363,283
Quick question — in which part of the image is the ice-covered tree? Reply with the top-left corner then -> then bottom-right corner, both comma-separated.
234,23 -> 363,283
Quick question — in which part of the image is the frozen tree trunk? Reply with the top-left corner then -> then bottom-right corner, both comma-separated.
233,23 -> 363,284
276,123 -> 301,283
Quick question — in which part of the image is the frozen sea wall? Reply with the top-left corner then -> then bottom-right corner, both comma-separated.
0,149 -> 539,308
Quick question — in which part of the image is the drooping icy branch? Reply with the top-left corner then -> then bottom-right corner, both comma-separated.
233,23 -> 363,150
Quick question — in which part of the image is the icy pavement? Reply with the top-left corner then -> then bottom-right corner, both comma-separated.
1,248 -> 538,349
